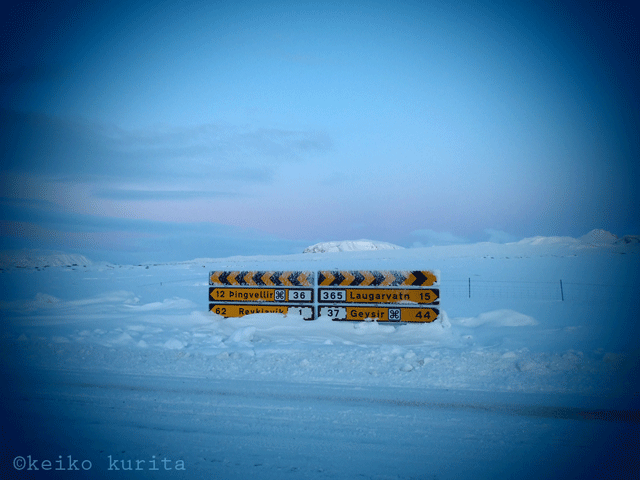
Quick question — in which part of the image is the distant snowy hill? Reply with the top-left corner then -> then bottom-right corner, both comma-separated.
0,250 -> 92,269
303,239 -> 404,254
579,229 -> 618,245
303,230 -> 633,255
514,235 -> 578,246
514,229 -> 629,248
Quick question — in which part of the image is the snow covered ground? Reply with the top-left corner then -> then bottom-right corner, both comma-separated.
1,234 -> 639,479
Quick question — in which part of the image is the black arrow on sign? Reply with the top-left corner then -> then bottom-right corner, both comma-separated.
253,272 -> 265,285
392,271 -> 406,286
411,271 -> 429,286
372,271 -> 386,286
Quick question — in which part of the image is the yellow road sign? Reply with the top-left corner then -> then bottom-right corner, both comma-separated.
318,306 -> 439,323
209,303 -> 314,320
209,287 -> 313,303
318,288 -> 438,304
318,270 -> 438,287
210,271 -> 313,286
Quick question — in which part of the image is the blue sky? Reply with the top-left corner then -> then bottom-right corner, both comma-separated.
1,0 -> 638,262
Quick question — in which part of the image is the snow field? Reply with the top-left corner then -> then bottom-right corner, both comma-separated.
2,236 -> 639,479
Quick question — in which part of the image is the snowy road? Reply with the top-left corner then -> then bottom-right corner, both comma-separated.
4,368 -> 637,480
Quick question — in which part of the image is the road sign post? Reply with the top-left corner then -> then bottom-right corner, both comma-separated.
209,271 -> 315,320
315,270 -> 439,323
207,269 -> 440,323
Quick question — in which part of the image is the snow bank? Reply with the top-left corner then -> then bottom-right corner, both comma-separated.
452,309 -> 538,327
303,239 -> 403,253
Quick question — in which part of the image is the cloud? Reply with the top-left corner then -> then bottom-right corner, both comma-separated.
0,196 -> 308,262
93,189 -> 234,201
240,128 -> 331,157
410,229 -> 468,247
0,196 -> 147,233
0,109 -> 330,183
0,112 -> 334,260
483,229 -> 519,243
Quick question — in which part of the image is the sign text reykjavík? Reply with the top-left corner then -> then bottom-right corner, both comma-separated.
210,303 -> 314,320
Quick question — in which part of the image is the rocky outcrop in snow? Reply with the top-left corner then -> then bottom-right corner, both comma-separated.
614,235 -> 640,245
303,240 -> 404,254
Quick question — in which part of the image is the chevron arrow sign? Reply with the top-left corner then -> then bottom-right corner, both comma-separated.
317,270 -> 438,287
210,271 -> 314,287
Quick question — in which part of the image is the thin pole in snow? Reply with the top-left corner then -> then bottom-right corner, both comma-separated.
560,279 -> 564,301
468,278 -> 471,298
